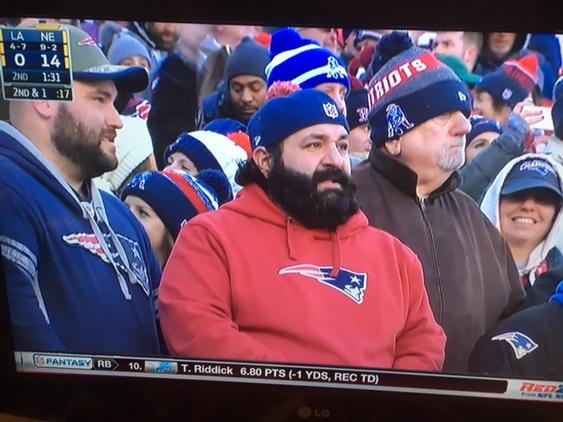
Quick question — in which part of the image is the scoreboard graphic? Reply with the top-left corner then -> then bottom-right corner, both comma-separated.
0,25 -> 73,101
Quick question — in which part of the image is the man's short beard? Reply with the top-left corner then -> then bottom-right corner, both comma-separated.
266,154 -> 359,231
438,141 -> 465,171
52,104 -> 118,180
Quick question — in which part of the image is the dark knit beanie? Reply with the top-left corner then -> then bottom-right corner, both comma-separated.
345,88 -> 369,130
122,169 -> 229,239
225,37 -> 270,84
248,89 -> 348,150
367,31 -> 472,148
476,54 -> 539,109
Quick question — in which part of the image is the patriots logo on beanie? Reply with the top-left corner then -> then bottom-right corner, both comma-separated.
477,54 -> 539,109
265,28 -> 350,92
366,31 -> 472,148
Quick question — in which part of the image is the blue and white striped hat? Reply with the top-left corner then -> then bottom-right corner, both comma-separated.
265,28 -> 350,92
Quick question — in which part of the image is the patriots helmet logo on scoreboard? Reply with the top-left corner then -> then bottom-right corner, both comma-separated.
491,331 -> 539,359
279,264 -> 367,304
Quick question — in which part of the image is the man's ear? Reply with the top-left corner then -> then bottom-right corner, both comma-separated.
32,100 -> 58,120
252,146 -> 273,178
384,139 -> 401,156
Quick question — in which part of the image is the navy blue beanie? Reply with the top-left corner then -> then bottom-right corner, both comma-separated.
122,169 -> 227,239
476,54 -> 539,109
466,116 -> 503,148
345,88 -> 369,130
265,28 -> 350,92
366,31 -> 472,148
203,118 -> 247,136
225,37 -> 270,84
248,89 -> 349,150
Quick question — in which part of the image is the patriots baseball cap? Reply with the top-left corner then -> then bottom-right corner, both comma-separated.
44,24 -> 148,93
247,88 -> 349,150
501,157 -> 562,197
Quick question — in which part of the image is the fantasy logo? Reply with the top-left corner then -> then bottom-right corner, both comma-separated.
34,354 -> 93,370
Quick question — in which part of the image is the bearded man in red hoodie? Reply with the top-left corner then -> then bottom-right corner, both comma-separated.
158,89 -> 446,371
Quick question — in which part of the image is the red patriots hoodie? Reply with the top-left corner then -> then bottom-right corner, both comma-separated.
159,184 -> 446,371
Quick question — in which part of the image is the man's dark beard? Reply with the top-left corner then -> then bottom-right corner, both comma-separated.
266,155 -> 359,231
52,105 -> 118,180
146,24 -> 179,52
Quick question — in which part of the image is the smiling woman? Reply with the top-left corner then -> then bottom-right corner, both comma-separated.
480,153 -> 563,301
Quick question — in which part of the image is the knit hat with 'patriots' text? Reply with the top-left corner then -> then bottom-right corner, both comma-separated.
367,31 -> 472,148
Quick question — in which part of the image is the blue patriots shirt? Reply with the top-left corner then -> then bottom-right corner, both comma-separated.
0,123 -> 162,356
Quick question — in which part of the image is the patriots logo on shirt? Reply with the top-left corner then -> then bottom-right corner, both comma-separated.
63,233 -> 110,263
492,331 -> 539,359
278,264 -> 367,304
62,232 -> 149,296
116,234 -> 150,296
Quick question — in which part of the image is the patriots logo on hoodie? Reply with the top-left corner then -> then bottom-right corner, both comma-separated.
492,331 -> 539,359
279,264 -> 367,304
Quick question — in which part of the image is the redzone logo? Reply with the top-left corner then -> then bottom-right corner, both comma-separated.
520,382 -> 562,394
367,52 -> 442,109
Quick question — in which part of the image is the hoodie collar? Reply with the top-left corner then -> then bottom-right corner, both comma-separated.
225,184 -> 368,278
480,153 -> 563,279
370,148 -> 460,200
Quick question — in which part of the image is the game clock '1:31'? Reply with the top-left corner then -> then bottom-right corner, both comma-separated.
0,26 -> 73,101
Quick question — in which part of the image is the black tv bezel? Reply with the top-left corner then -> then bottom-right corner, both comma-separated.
1,1 -> 563,419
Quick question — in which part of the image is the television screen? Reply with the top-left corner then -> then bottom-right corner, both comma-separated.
1,2 -> 562,420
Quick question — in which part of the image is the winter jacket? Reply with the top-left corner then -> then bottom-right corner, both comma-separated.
474,33 -> 528,76
159,184 -> 446,371
0,122 -> 162,355
147,52 -> 199,169
352,149 -> 524,373
197,81 -> 238,129
480,153 -> 563,298
459,113 -> 530,203
468,298 -> 563,380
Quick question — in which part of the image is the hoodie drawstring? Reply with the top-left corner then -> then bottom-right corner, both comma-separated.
286,217 -> 298,261
329,230 -> 342,278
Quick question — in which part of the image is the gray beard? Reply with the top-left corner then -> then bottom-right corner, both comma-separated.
438,144 -> 465,171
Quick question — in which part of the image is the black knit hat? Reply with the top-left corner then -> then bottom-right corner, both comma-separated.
345,89 -> 369,130
225,37 -> 270,84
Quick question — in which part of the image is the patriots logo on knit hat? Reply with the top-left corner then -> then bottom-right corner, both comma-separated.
265,28 -> 350,92
386,104 -> 414,138
477,54 -> 539,109
366,31 -> 472,147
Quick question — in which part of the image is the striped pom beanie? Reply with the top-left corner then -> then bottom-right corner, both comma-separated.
265,28 -> 350,92
367,31 -> 472,148
122,169 -> 228,239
